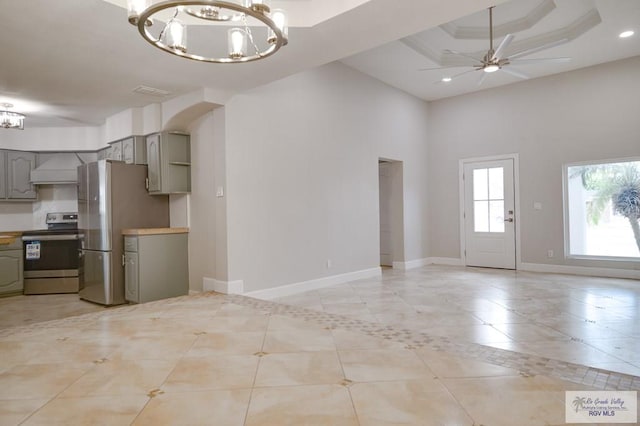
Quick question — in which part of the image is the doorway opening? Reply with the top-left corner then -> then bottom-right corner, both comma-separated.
378,159 -> 404,268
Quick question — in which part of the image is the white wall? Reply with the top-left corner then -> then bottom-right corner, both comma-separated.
186,107 -> 228,291
428,56 -> 640,270
222,62 -> 430,292
0,184 -> 77,231
0,126 -> 104,151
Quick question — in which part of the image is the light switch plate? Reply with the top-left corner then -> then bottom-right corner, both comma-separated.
216,186 -> 224,197
533,202 -> 542,210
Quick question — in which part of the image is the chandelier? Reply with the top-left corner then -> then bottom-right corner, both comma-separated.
0,103 -> 25,130
127,0 -> 289,63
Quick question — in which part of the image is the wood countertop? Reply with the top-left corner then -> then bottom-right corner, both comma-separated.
121,228 -> 189,236
0,231 -> 22,246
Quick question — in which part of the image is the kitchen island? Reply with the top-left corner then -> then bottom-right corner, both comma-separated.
121,228 -> 189,303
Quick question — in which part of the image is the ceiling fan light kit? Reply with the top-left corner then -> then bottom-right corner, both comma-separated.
127,0 -> 288,63
619,30 -> 634,38
0,103 -> 25,130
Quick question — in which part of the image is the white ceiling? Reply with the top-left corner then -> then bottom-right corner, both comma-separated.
0,0 -> 637,129
343,0 -> 640,101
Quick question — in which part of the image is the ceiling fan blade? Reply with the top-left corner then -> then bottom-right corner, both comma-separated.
509,57 -> 571,65
444,49 -> 482,62
501,67 -> 530,80
419,64 -> 476,71
508,39 -> 569,60
477,72 -> 489,86
491,34 -> 514,61
450,68 -> 479,80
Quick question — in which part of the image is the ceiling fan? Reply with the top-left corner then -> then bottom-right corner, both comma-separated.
424,6 -> 571,84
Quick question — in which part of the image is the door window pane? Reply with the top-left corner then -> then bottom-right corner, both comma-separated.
488,167 -> 504,199
473,166 -> 505,233
473,169 -> 488,200
474,201 -> 489,232
490,200 -> 505,232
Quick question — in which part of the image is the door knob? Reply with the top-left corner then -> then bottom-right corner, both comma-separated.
504,218 -> 514,222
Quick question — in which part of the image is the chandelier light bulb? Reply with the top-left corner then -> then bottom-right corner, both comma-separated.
228,28 -> 247,59
127,0 -> 150,24
165,19 -> 187,53
267,9 -> 287,44
245,0 -> 269,13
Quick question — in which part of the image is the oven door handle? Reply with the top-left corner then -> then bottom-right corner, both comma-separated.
22,235 -> 79,242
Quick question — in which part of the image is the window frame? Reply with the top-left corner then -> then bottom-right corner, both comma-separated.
563,156 -> 640,262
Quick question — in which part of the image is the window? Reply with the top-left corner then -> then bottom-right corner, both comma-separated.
565,159 -> 640,259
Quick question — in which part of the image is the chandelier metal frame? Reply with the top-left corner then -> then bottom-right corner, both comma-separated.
0,103 -> 25,130
132,0 -> 288,63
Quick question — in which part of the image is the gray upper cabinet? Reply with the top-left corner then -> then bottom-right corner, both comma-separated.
109,141 -> 123,161
103,136 -> 146,165
0,150 -> 37,200
97,147 -> 109,160
145,132 -> 190,195
122,136 -> 146,165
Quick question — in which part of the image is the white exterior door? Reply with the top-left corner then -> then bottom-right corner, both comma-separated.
463,158 -> 516,269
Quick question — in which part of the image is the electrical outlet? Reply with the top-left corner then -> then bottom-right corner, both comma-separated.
326,259 -> 332,269
547,250 -> 554,258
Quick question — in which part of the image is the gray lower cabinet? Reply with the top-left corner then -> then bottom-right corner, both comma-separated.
0,151 -> 6,199
0,237 -> 24,295
124,232 -> 188,303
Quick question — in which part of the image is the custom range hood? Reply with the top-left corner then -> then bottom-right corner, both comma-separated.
30,153 -> 86,184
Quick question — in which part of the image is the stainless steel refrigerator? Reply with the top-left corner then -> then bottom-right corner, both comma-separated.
77,160 -> 169,305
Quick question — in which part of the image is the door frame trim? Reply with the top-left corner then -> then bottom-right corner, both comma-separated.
458,153 -> 521,269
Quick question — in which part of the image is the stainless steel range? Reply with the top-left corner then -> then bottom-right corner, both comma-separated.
21,212 -> 80,295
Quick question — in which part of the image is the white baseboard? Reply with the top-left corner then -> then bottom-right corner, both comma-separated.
393,258 -> 428,270
188,290 -> 200,295
519,262 -> 640,280
244,267 -> 382,300
202,277 -> 245,294
393,257 -> 463,270
428,257 -> 465,266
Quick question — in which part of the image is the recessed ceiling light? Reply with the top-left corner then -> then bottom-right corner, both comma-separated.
442,77 -> 452,83
619,30 -> 634,38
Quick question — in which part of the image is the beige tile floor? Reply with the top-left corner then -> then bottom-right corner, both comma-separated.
0,266 -> 638,425
0,294 -> 107,329
277,266 -> 640,377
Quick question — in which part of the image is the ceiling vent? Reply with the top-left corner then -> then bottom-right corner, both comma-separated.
132,85 -> 171,97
